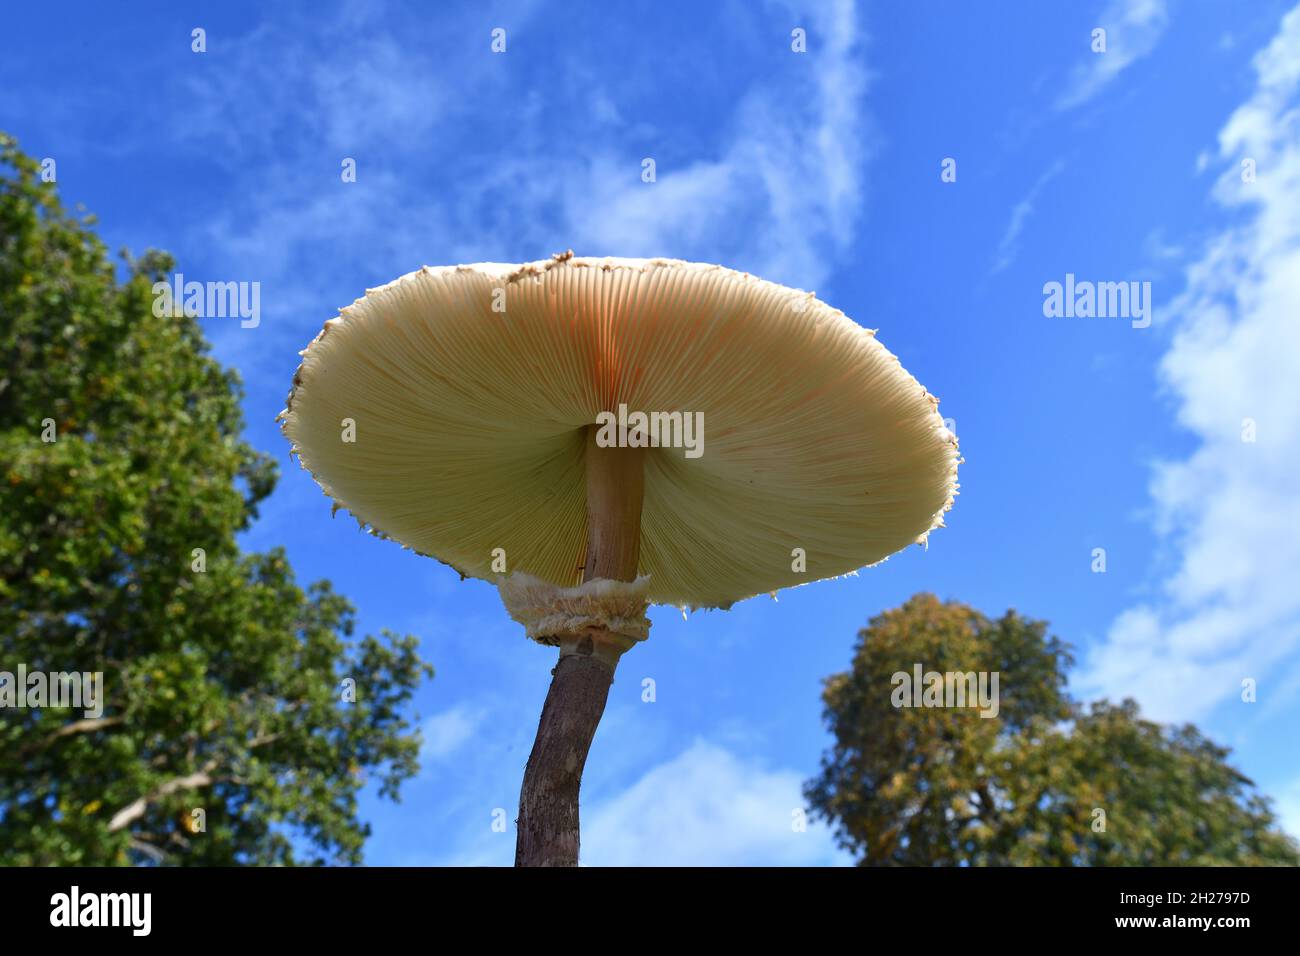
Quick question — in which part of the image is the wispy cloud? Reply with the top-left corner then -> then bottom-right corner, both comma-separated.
556,0 -> 869,290
420,704 -> 489,763
1078,5 -> 1300,722
1056,0 -> 1170,110
182,0 -> 869,354
581,740 -> 847,866
990,158 -> 1066,274
411,732 -> 845,867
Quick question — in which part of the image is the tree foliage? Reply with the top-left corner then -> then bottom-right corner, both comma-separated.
806,593 -> 1300,866
0,133 -> 432,865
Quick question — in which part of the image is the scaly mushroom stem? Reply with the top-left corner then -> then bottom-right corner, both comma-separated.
514,426 -> 645,867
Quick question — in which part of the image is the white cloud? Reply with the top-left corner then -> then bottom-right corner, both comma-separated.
420,704 -> 488,762
990,158 -> 1066,274
581,740 -> 847,866
1078,5 -> 1300,722
557,0 -> 868,291
1056,0 -> 1170,110
188,0 -> 868,306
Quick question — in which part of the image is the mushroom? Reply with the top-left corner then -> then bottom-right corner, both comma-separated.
280,252 -> 959,866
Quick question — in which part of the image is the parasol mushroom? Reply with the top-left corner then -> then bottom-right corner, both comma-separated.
279,252 -> 959,866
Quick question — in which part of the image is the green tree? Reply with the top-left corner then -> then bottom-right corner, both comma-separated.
0,133 -> 431,865
806,593 -> 1300,866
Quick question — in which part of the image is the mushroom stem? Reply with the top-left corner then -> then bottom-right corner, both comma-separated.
514,426 -> 645,867
581,424 -> 646,586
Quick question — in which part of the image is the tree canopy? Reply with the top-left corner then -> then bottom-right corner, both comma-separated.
806,593 -> 1300,866
0,133 -> 431,865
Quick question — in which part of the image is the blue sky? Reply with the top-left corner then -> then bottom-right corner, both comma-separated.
5,0 -> 1300,864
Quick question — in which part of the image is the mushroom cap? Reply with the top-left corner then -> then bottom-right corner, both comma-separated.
280,254 -> 959,610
